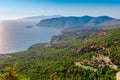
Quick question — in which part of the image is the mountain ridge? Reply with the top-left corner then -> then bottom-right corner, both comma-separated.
21,15 -> 62,21
37,15 -> 120,28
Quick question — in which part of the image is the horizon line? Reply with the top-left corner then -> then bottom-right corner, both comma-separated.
0,14 -> 119,21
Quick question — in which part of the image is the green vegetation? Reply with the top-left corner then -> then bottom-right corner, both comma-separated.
51,28 -> 101,42
0,28 -> 120,80
0,64 -> 29,80
37,16 -> 118,28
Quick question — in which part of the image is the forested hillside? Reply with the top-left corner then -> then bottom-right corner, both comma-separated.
0,27 -> 120,80
37,16 -> 120,28
51,28 -> 101,42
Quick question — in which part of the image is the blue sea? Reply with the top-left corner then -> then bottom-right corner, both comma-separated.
0,20 -> 61,54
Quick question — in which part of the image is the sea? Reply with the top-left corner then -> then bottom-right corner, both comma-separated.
0,20 -> 61,54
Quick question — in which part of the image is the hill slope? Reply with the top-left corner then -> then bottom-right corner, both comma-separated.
0,27 -> 120,80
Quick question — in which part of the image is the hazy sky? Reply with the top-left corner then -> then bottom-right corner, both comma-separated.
0,0 -> 120,20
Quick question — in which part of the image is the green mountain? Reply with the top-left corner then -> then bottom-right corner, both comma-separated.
37,16 -> 120,28
0,27 -> 120,80
51,28 -> 101,42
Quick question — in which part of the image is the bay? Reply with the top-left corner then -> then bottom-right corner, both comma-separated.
0,20 -> 61,54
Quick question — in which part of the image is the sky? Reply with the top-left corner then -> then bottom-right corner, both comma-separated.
0,0 -> 120,20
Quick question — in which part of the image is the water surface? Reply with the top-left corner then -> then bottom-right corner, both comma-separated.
0,20 -> 61,54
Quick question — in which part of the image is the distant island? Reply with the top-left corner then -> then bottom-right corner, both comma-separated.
26,26 -> 32,28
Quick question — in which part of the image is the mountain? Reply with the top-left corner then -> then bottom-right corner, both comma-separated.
21,15 -> 62,21
0,27 -> 120,80
51,28 -> 102,42
19,15 -> 62,28
37,16 -> 120,28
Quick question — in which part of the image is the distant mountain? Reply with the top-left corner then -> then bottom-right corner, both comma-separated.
37,16 -> 120,28
21,15 -> 62,21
